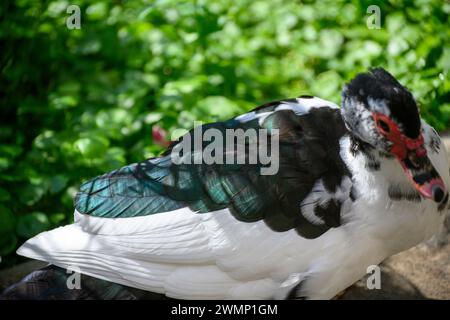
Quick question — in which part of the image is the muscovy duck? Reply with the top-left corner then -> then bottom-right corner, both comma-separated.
6,68 -> 450,299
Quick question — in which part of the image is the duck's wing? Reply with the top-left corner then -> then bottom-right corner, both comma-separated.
18,96 -> 353,299
73,96 -> 351,236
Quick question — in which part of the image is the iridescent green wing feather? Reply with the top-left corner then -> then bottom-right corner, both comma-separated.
75,104 -> 351,238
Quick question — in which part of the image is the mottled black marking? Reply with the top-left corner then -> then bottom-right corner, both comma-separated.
298,95 -> 314,99
343,68 -> 421,139
350,185 -> 359,201
379,150 -> 395,159
314,200 -> 341,227
438,193 -> 449,212
249,100 -> 284,114
366,157 -> 380,171
428,129 -> 441,154
388,184 -> 421,202
350,135 -> 371,156
412,173 -> 432,185
286,277 -> 308,300
250,98 -> 297,114
350,136 -> 380,171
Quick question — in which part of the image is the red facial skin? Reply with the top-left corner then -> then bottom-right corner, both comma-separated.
372,113 -> 425,160
372,112 -> 446,202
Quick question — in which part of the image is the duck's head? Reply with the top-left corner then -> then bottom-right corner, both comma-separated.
341,68 -> 446,203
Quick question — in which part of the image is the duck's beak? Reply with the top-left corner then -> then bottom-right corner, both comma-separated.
397,147 -> 447,203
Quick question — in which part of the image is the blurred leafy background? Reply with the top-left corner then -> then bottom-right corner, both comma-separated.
0,0 -> 449,268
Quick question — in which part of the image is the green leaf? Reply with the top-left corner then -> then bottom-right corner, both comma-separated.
74,137 -> 110,159
0,144 -> 23,158
144,113 -> 163,124
0,188 -> 11,202
16,212 -> 51,238
50,95 -> 78,110
196,96 -> 241,119
0,204 -> 15,233
19,184 -> 46,206
0,157 -> 11,171
86,2 -> 108,20
49,175 -> 69,194
49,212 -> 66,226
102,147 -> 126,171
0,232 -> 17,256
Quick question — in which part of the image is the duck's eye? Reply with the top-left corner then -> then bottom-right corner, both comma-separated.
377,120 -> 390,133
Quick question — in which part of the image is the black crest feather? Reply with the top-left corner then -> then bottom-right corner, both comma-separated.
343,68 -> 421,138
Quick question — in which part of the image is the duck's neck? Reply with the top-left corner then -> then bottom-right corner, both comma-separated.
343,134 -> 416,202
343,133 -> 446,253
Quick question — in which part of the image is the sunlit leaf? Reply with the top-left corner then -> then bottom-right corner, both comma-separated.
74,137 -> 110,159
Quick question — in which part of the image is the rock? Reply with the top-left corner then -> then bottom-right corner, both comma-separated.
342,240 -> 450,299
341,265 -> 426,300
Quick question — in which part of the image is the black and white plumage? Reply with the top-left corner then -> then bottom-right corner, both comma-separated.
11,68 -> 450,299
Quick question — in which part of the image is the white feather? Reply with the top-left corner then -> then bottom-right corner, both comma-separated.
235,96 -> 338,124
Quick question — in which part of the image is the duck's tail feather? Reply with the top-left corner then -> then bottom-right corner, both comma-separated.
0,265 -> 168,300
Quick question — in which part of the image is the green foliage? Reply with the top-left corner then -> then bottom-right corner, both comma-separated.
0,0 -> 449,267
16,212 -> 51,239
